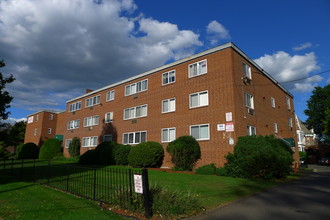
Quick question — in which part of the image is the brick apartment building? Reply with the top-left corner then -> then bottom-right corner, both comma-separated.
25,42 -> 299,167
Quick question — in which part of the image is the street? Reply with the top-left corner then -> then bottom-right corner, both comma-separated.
190,165 -> 330,220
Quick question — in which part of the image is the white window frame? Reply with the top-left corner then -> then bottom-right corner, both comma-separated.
271,97 -> 276,108
243,62 -> 252,79
244,92 -> 254,109
274,123 -> 278,134
106,90 -> 115,102
49,114 -> 53,120
190,124 -> 210,141
189,90 -> 209,108
85,95 -> 100,108
125,79 -> 148,96
122,131 -> 147,145
123,104 -> 147,120
162,98 -> 176,113
286,96 -> 291,110
34,128 -> 37,136
65,139 -> 72,148
162,70 -> 176,85
83,115 -> 99,127
188,59 -> 207,78
36,115 -> 39,122
69,101 -> 82,112
247,125 -> 256,136
289,117 -> 293,128
103,134 -> 113,142
48,128 -> 52,134
82,136 -> 98,147
161,127 -> 176,143
105,112 -> 114,123
67,119 -> 80,130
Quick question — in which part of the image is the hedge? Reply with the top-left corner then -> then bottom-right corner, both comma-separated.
128,141 -> 164,168
39,138 -> 62,159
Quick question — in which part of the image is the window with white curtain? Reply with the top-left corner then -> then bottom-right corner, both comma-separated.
161,128 -> 176,142
190,91 -> 208,108
82,136 -> 98,147
188,59 -> 207,77
162,98 -> 176,113
190,124 -> 210,140
124,105 -> 147,120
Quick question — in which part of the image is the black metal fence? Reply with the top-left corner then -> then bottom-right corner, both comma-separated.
1,159 -> 152,218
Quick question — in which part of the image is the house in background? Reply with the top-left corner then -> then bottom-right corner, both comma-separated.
295,114 -> 316,152
24,42 -> 300,168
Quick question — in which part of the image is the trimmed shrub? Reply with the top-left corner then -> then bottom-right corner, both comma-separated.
195,163 -> 216,175
128,141 -> 164,168
68,137 -> 80,157
95,141 -> 113,165
166,136 -> 201,171
39,138 -> 62,159
224,135 -> 293,179
16,142 -> 39,159
113,144 -> 131,165
215,167 -> 227,176
78,149 -> 99,165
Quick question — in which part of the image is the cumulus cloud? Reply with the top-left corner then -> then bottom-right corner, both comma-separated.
0,0 -> 202,112
206,20 -> 230,45
3,117 -> 27,125
254,51 -> 320,92
293,42 -> 312,51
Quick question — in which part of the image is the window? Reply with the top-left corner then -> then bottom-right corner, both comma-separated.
48,128 -> 52,134
36,115 -> 39,122
274,123 -> 278,133
162,70 -> 176,85
34,128 -> 37,136
82,136 -> 98,147
271,97 -> 276,108
106,90 -> 115,101
243,62 -> 251,79
86,95 -> 100,107
289,117 -> 293,127
103,135 -> 113,142
190,91 -> 209,108
247,125 -> 256,136
244,92 -> 254,109
162,98 -> 176,113
83,115 -> 99,127
49,114 -> 53,120
190,124 -> 210,140
123,131 -> 147,144
286,96 -> 291,110
69,101 -> 82,112
161,128 -> 176,143
105,112 -> 114,123
27,116 -> 34,124
65,139 -> 72,148
189,59 -> 207,77
125,79 -> 148,96
124,105 -> 147,120
67,120 -> 80,130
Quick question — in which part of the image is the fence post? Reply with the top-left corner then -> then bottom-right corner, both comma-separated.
142,168 -> 152,219
128,169 -> 133,205
93,168 -> 97,200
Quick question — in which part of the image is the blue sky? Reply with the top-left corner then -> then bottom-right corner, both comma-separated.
0,0 -> 329,124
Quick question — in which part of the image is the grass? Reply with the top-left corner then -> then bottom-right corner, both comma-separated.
0,176 -> 128,220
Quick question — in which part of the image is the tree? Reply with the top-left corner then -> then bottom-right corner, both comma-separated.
0,60 -> 15,123
304,85 -> 330,141
7,121 -> 26,147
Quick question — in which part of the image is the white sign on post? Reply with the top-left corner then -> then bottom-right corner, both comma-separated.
134,174 -> 143,194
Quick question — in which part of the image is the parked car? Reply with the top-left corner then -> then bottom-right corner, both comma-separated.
300,158 -> 307,168
318,157 -> 330,166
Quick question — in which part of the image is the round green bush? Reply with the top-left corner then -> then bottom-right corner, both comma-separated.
128,141 -> 164,168
113,144 -> 131,165
78,149 -> 99,165
195,163 -> 216,175
16,142 -> 39,159
215,167 -> 227,176
95,141 -> 113,165
68,137 -> 80,157
39,138 -> 62,159
224,135 -> 293,179
166,136 -> 201,171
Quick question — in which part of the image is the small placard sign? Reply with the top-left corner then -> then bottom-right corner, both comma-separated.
134,174 -> 143,194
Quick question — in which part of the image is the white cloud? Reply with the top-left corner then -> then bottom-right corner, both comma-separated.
0,0 -> 202,112
293,42 -> 312,51
206,20 -> 230,45
3,117 -> 27,125
254,51 -> 320,92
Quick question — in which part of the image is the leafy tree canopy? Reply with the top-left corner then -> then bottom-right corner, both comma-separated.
0,60 -> 15,122
304,84 -> 330,141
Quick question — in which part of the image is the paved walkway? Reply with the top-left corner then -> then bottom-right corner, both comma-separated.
189,165 -> 330,220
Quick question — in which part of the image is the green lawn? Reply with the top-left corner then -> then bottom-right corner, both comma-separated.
0,176 -> 128,220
